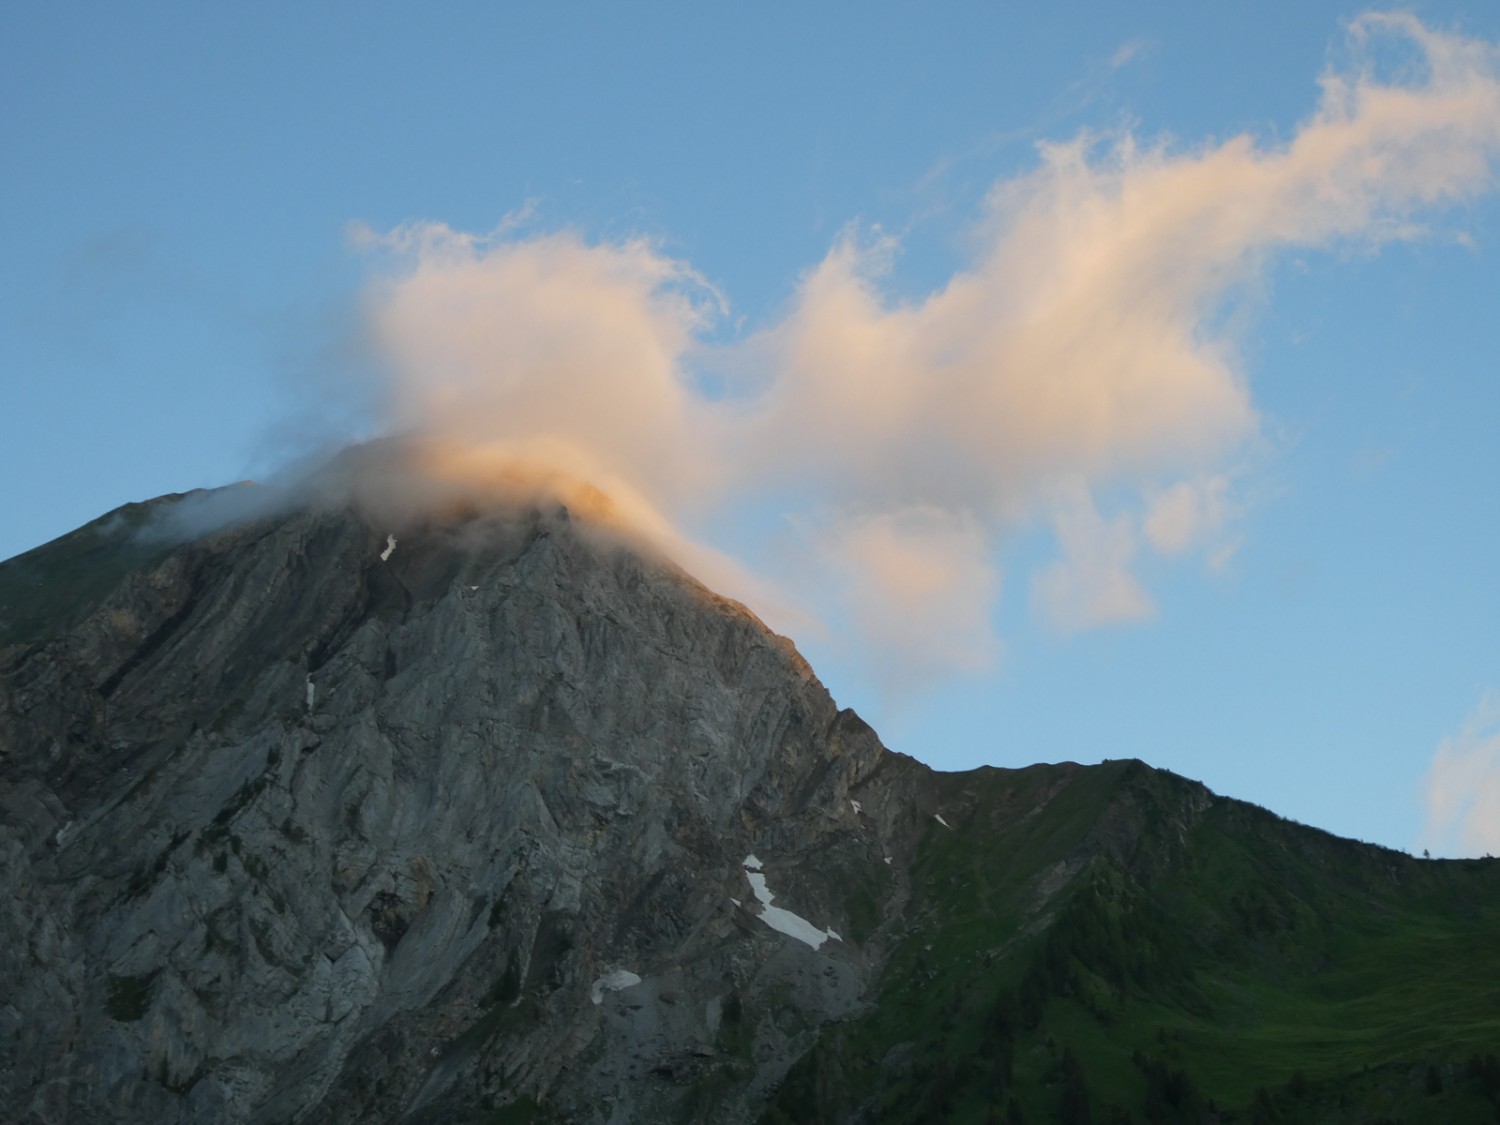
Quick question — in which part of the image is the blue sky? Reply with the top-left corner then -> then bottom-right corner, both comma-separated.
4,3 -> 1499,855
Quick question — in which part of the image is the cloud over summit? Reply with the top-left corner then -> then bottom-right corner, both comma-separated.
352,13 -> 1500,683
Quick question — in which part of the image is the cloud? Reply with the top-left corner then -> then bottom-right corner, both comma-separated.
1421,690 -> 1500,857
1031,485 -> 1153,634
339,13 -> 1500,690
1110,39 -> 1150,72
359,225 -> 727,516
1144,476 -> 1232,556
814,508 -> 999,690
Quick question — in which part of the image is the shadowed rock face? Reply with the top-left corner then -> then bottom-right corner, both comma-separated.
0,492 -> 935,1124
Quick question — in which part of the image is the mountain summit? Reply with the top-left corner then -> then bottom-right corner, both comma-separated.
2,473 -> 1498,1123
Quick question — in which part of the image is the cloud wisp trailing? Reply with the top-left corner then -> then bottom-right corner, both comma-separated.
1422,691 -> 1500,857
350,13 -> 1500,685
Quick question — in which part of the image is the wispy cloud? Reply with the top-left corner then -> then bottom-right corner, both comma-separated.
1144,476 -> 1232,556
347,13 -> 1500,688
816,507 -> 1000,691
1109,38 -> 1151,73
1421,690 -> 1500,857
1032,484 -> 1154,634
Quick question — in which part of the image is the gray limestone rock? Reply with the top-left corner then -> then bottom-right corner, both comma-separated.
0,477 -> 934,1124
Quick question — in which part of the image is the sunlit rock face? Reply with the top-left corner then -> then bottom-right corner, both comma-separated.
0,477 -> 934,1124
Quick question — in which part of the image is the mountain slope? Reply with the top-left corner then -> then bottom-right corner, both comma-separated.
1,476 -> 1497,1124
766,762 -> 1500,1123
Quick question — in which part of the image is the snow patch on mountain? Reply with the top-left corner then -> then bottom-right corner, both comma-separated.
741,855 -> 840,951
591,969 -> 642,1005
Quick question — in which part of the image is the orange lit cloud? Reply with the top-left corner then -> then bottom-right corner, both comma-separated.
352,14 -> 1500,684
355,224 -> 728,516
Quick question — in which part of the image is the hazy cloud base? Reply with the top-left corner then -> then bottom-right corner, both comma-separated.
345,14 -> 1498,697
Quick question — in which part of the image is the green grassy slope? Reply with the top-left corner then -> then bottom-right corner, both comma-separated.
764,761 -> 1500,1124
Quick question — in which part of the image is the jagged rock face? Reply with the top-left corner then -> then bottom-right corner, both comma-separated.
0,495 -> 934,1124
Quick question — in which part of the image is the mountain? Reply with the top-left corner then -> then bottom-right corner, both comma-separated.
2,459 -> 1498,1124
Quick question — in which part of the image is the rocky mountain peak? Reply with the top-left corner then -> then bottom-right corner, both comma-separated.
5,462 -> 1499,1123
0,470 -> 920,1123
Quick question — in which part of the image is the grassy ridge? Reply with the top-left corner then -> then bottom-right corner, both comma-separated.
765,761 -> 1500,1123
